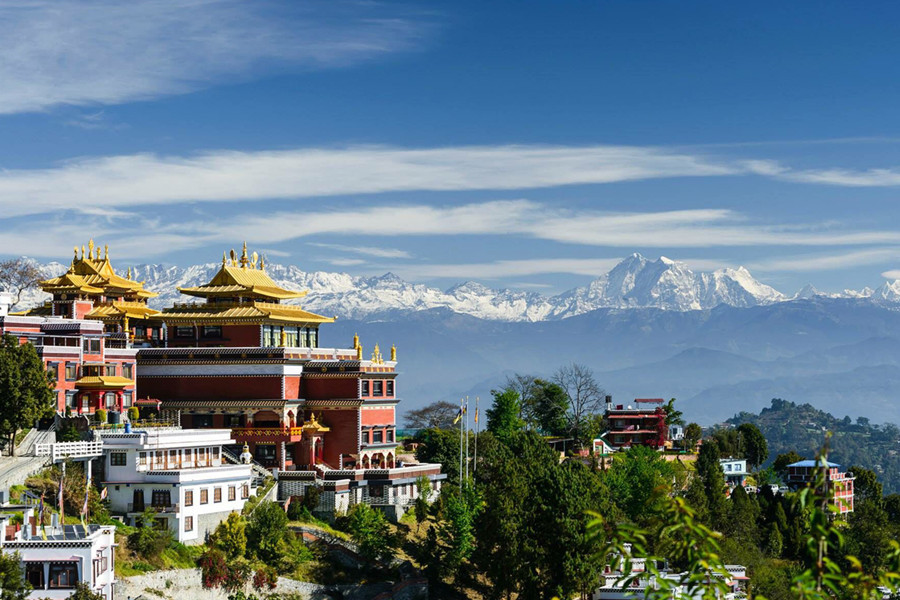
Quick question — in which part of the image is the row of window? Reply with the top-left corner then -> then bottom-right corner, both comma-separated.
48,362 -> 133,381
361,379 -> 395,397
363,428 -> 395,445
174,325 -> 222,339
65,391 -> 132,410
262,325 -> 319,348
184,484 -> 249,509
25,562 -> 80,590
137,447 -> 221,469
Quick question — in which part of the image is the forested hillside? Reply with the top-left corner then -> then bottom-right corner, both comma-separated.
727,398 -> 900,493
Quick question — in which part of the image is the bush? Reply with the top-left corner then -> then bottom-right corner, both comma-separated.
199,549 -> 228,589
127,509 -> 172,558
209,512 -> 247,559
346,503 -> 394,562
246,501 -> 288,563
302,486 -> 321,512
253,567 -> 278,590
95,409 -> 108,424
127,406 -> 140,422
286,496 -> 305,521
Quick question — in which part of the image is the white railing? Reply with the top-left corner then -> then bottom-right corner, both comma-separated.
35,441 -> 104,462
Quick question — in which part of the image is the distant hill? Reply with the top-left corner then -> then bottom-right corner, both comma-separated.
727,399 -> 900,493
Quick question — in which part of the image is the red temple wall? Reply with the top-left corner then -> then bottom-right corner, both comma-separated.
320,409 -> 359,467
137,376 -> 283,400
360,406 -> 395,426
167,324 -> 261,348
302,378 -> 357,399
284,376 -> 300,399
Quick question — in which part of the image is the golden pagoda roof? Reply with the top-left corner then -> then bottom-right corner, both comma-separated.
74,376 -> 134,389
177,243 -> 306,301
160,300 -> 334,325
85,301 -> 161,321
41,240 -> 158,299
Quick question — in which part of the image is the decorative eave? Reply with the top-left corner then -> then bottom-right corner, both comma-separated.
159,301 -> 334,325
40,239 -> 157,299
160,398 -> 293,410
75,376 -> 134,390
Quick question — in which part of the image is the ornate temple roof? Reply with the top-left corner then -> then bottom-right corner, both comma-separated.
177,243 -> 306,301
41,239 -> 158,301
160,300 -> 334,325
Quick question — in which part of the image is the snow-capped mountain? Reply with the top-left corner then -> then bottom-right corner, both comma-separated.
12,253 -> 900,322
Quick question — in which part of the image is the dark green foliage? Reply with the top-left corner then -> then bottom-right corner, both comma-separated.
209,511 -> 247,559
0,551 -> 29,600
684,422 -> 703,450
56,422 -> 81,442
527,379 -> 569,436
773,451 -> 803,478
737,422 -> 768,469
127,509 -> 173,557
302,486 -> 321,512
346,503 -> 394,562
0,335 -> 55,456
68,582 -> 105,600
414,475 -> 431,532
696,439 -> 727,528
664,398 -> 684,427
485,387 -> 523,442
849,465 -> 882,504
246,501 -> 288,563
604,445 -> 674,524
415,427 -> 462,485
435,484 -> 478,579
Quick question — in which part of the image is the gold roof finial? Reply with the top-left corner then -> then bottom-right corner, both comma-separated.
240,241 -> 249,269
104,244 -> 109,260
222,251 -> 227,267
95,245 -> 100,260
88,239 -> 94,258
372,343 -> 382,364
356,343 -> 363,360
73,246 -> 78,262
353,333 -> 359,349
259,255 -> 265,271
81,245 -> 85,259
391,344 -> 396,362
126,266 -> 132,280
229,248 -> 237,266
251,251 -> 258,269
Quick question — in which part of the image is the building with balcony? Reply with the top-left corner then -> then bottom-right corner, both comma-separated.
785,459 -> 855,515
0,507 -> 115,600
97,427 -> 255,543
720,458 -> 749,488
0,298 -> 138,416
604,398 -> 668,450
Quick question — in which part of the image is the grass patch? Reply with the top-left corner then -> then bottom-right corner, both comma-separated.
14,429 -> 31,447
8,485 -> 28,502
143,587 -> 167,597
241,477 -> 275,515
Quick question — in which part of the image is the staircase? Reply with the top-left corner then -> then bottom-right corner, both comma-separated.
222,446 -> 270,487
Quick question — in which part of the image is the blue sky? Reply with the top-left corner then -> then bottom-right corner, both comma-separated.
2,0 -> 900,295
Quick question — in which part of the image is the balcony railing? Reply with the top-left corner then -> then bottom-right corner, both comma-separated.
128,503 -> 179,513
232,427 -> 305,438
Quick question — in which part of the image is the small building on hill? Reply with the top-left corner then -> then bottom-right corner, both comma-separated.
604,398 -> 668,450
785,459 -> 855,515
719,457 -> 749,488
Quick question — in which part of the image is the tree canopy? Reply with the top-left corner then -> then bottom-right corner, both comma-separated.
0,335 -> 55,455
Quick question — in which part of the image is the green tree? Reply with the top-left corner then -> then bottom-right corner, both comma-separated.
0,335 -> 55,455
773,451 -> 803,479
603,444 -> 674,524
696,439 -> 727,528
737,422 -> 768,469
127,509 -> 172,557
246,501 -> 288,563
528,379 -> 569,436
210,511 -> 247,559
414,474 -> 432,532
0,551 -> 30,600
346,503 -> 394,562
849,465 -> 882,504
437,484 -> 478,578
486,387 -> 523,443
664,398 -> 684,427
415,427 -> 462,485
684,422 -> 702,451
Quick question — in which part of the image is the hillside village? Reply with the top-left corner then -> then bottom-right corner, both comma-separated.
0,245 -> 897,600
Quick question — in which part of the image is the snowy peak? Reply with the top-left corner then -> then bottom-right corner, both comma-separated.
12,253 -> 900,323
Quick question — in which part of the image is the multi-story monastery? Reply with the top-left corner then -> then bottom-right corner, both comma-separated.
6,240 -> 442,498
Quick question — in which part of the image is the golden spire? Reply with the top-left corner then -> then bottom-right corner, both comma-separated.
259,255 -> 265,271
229,248 -> 237,266
391,344 -> 396,362
222,251 -> 227,268
353,333 -> 359,349
81,245 -> 85,259
126,267 -> 132,280
251,251 -> 258,269
104,244 -> 109,260
95,245 -> 100,260
372,343 -> 382,364
73,246 -> 78,264
356,343 -> 363,360
240,241 -> 249,269
280,328 -> 287,347
87,239 -> 94,260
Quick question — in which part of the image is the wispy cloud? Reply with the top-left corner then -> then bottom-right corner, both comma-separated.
0,0 -> 429,115
748,248 -> 900,272
394,258 -> 625,279
0,145 -> 737,217
882,270 -> 900,280
307,242 -> 412,259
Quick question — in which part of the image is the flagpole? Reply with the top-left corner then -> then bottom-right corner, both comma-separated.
474,396 -> 479,477
59,461 -> 65,540
464,396 -> 469,482
458,398 -> 463,490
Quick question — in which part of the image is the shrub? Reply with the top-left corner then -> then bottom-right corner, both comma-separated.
209,512 -> 247,559
222,559 -> 251,594
95,409 -> 108,424
286,496 -> 305,521
302,486 -> 321,512
246,501 -> 288,563
253,566 -> 278,590
127,406 -> 140,422
127,509 -> 172,558
199,549 -> 227,589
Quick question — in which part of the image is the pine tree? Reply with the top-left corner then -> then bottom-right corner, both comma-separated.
696,439 -> 727,528
486,387 -> 523,443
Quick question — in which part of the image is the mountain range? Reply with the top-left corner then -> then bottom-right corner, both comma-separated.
14,254 -> 900,425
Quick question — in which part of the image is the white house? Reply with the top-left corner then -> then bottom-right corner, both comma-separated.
0,507 -> 115,600
719,457 -> 749,488
97,427 -> 255,544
